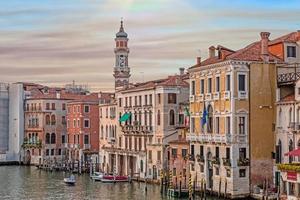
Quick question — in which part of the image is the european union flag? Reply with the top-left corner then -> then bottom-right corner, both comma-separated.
201,105 -> 207,128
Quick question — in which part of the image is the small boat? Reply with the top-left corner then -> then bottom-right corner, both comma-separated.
101,175 -> 130,183
91,172 -> 104,181
64,175 -> 76,185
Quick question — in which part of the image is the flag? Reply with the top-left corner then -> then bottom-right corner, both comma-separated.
119,113 -> 131,122
201,104 -> 207,128
184,106 -> 190,116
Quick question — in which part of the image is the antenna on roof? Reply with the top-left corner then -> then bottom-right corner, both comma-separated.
197,49 -> 201,57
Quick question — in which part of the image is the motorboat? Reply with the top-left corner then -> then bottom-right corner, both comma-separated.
101,175 -> 130,183
64,175 -> 76,185
91,172 -> 104,181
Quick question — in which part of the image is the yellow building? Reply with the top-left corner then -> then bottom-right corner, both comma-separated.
187,32 -> 280,198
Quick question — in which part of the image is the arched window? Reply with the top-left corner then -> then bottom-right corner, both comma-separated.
144,111 -> 148,126
51,115 -> 56,125
46,133 -> 50,144
45,115 -> 50,125
29,133 -> 32,144
157,110 -> 161,126
139,111 -> 142,125
278,108 -> 282,127
140,160 -> 144,173
289,139 -> 293,163
169,110 -> 175,126
51,133 -> 56,144
149,111 -> 152,127
207,105 -> 213,133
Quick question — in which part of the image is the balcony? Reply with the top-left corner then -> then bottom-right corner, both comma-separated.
223,91 -> 231,99
222,158 -> 231,167
190,95 -> 195,102
213,92 -> 220,100
238,91 -> 248,99
237,158 -> 250,166
205,93 -> 212,101
196,94 -> 204,102
212,157 -> 220,165
289,122 -> 300,132
189,154 -> 195,162
196,154 -> 205,163
83,144 -> 91,150
192,134 -> 247,144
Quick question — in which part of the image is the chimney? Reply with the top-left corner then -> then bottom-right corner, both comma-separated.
196,57 -> 201,65
209,46 -> 215,58
260,32 -> 270,62
297,30 -> 300,40
179,67 -> 185,75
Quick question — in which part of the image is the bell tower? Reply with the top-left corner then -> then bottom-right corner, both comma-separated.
113,19 -> 130,90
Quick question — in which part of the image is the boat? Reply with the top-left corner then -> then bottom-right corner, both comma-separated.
91,172 -> 104,181
101,175 -> 130,183
64,175 -> 76,185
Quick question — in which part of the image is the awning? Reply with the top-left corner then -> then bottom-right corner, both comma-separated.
285,148 -> 300,157
119,113 -> 131,122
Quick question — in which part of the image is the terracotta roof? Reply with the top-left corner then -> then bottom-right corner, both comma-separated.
280,93 -> 295,102
190,40 -> 283,69
269,31 -> 300,45
120,74 -> 189,92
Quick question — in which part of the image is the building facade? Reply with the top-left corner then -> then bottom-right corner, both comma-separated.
188,32 -> 280,198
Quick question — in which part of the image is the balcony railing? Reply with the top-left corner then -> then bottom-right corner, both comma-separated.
238,91 -> 248,99
222,158 -> 231,167
212,157 -> 220,165
213,92 -> 220,100
223,91 -> 231,99
289,122 -> 300,131
277,163 -> 300,172
237,158 -> 250,166
190,96 -> 195,102
196,154 -> 205,163
83,144 -> 91,150
189,154 -> 195,161
205,93 -> 212,101
187,133 -> 247,144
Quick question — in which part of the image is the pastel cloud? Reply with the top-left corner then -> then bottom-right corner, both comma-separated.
0,0 -> 299,91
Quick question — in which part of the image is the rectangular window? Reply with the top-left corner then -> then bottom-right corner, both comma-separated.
171,148 -> 177,157
62,135 -> 66,144
134,96 -> 137,106
216,117 -> 220,134
216,147 -> 219,158
191,144 -> 195,156
84,105 -> 90,113
46,149 -> 49,156
84,119 -> 90,128
226,74 -> 231,91
149,94 -> 152,105
168,93 -> 177,104
239,169 -> 246,178
144,95 -> 148,105
239,148 -> 246,159
200,145 -> 204,156
62,103 -> 66,110
62,116 -> 66,125
182,149 -> 187,157
216,77 -> 220,92
226,116 -> 231,134
77,119 -> 80,128
46,103 -> 50,110
200,79 -> 204,94
191,80 -> 195,95
125,97 -> 128,107
119,98 -> 122,107
226,147 -> 230,159
208,78 -> 212,93
179,114 -> 184,125
73,119 -> 76,128
238,74 -> 246,91
287,46 -> 296,58
139,96 -> 142,106
129,97 -> 132,107
158,94 -> 161,104
52,103 -> 56,110
238,116 -> 246,134
84,135 -> 89,144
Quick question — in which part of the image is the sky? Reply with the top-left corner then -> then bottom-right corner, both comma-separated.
0,0 -> 299,91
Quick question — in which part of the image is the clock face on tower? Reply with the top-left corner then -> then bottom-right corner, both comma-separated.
119,56 -> 126,67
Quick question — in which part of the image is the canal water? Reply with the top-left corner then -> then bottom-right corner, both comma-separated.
0,166 -> 217,200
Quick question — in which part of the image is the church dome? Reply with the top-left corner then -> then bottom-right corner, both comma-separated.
116,20 -> 128,38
